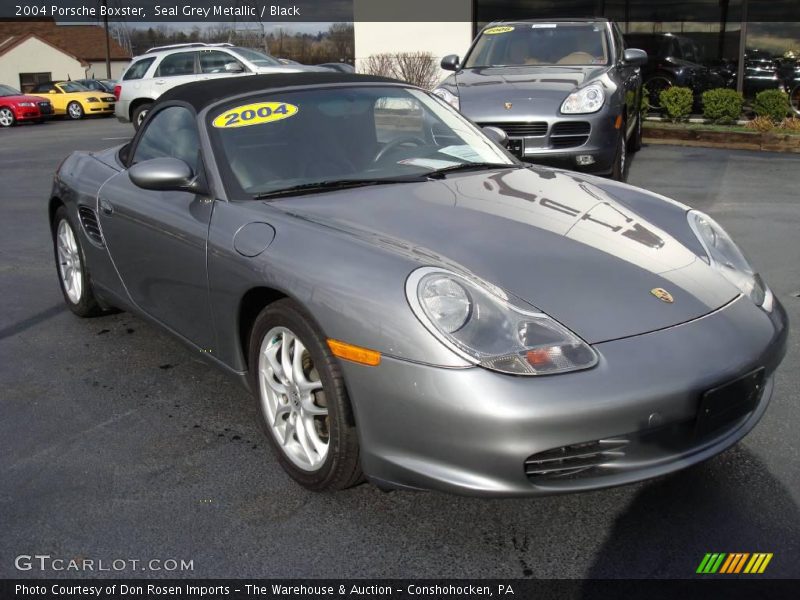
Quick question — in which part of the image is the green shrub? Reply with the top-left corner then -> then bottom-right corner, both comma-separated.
641,85 -> 650,113
659,86 -> 693,121
753,89 -> 790,123
701,88 -> 743,124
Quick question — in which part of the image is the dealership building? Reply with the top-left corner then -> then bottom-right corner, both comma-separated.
355,0 -> 799,85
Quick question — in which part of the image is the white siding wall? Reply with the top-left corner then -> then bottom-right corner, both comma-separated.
86,60 -> 129,80
0,37 -> 87,88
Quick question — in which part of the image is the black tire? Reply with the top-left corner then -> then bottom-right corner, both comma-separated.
645,74 -> 674,111
0,106 -> 15,127
630,111 -> 643,153
132,102 -> 152,130
248,299 -> 363,491
790,84 -> 800,117
52,206 -> 104,317
67,101 -> 84,120
611,126 -> 628,182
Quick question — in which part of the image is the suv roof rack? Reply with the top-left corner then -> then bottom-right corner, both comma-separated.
144,42 -> 235,54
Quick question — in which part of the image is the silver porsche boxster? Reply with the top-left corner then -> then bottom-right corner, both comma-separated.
50,73 -> 787,496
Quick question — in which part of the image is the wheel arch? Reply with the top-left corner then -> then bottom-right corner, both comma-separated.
238,286 -> 288,370
48,196 -> 65,231
128,97 -> 153,121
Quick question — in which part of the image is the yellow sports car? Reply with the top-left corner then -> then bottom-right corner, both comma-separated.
29,81 -> 115,119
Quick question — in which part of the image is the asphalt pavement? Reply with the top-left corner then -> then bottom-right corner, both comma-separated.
1,118 -> 798,579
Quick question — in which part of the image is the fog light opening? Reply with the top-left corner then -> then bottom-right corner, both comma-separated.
575,155 -> 595,166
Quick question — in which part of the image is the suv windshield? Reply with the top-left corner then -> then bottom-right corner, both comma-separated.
465,23 -> 609,68
0,84 -> 20,96
209,85 -> 517,197
230,47 -> 281,67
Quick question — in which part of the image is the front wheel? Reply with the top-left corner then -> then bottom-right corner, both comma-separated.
645,75 -> 674,111
53,207 -> 103,317
67,101 -> 84,120
248,299 -> 363,491
0,107 -> 15,127
611,128 -> 628,182
630,111 -> 643,153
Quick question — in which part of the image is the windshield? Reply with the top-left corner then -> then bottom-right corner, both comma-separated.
58,82 -> 89,93
231,47 -> 281,67
0,84 -> 20,96
209,85 -> 517,197
465,23 -> 609,68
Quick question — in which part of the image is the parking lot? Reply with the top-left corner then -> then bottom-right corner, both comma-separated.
1,118 -> 799,579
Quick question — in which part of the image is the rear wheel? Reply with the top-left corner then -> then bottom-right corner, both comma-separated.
645,74 -> 674,111
248,299 -> 363,491
0,107 -> 15,127
67,101 -> 84,120
52,207 -> 103,317
132,102 -> 152,130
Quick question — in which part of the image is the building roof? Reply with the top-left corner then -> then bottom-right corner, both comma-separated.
157,72 -> 403,113
0,32 -> 89,66
0,19 -> 130,61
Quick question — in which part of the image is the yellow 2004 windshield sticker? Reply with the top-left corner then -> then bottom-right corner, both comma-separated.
212,102 -> 298,128
484,26 -> 514,35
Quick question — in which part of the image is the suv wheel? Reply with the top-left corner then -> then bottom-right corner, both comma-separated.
132,102 -> 153,130
611,127 -> 628,182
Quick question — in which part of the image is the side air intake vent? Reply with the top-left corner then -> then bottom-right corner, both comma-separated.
524,438 -> 628,480
78,206 -> 104,246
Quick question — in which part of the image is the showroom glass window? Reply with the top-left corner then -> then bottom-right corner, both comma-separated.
132,106 -> 199,172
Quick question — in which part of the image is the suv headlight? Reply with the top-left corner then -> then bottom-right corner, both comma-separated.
432,87 -> 460,110
406,267 -> 598,375
561,84 -> 605,114
687,210 -> 770,308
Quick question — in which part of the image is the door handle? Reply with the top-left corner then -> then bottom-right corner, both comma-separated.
99,199 -> 114,215
155,79 -> 166,85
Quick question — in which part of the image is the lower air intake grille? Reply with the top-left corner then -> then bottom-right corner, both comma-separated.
524,438 -> 628,480
550,121 -> 591,149
478,122 -> 548,137
78,206 -> 104,246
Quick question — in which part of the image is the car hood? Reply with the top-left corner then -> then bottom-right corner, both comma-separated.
270,167 -> 740,344
0,94 -> 48,104
453,65 -> 608,118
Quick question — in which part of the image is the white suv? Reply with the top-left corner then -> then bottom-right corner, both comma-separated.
114,43 -> 327,129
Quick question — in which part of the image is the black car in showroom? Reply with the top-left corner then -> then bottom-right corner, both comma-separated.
623,32 -> 730,109
435,18 -> 647,181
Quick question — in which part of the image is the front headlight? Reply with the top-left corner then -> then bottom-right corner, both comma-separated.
86,97 -> 99,103
561,84 -> 605,114
407,267 -> 598,375
687,210 -> 769,307
18,102 -> 35,107
432,87 -> 460,111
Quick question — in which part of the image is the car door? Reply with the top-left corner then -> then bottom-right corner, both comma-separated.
32,82 -> 65,113
97,104 -> 215,350
613,24 -> 640,136
151,51 -> 200,99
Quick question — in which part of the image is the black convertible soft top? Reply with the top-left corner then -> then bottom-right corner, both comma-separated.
156,72 -> 404,113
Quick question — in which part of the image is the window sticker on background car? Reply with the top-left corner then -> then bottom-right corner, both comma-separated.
484,26 -> 514,35
212,102 -> 298,128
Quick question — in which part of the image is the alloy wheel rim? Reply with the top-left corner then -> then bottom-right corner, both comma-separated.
137,109 -> 148,126
0,108 -> 12,126
258,326 -> 329,471
69,103 -> 82,118
619,135 -> 626,175
56,219 -> 83,303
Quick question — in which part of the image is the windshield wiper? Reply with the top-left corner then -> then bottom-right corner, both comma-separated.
425,162 -> 522,179
252,176 -> 425,199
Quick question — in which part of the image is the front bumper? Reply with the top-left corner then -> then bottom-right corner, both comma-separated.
475,112 -> 621,175
87,101 -> 115,114
341,294 -> 787,496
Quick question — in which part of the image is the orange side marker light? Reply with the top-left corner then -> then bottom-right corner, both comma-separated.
327,339 -> 381,366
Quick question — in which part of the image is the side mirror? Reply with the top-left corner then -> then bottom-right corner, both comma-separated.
482,126 -> 509,148
441,54 -> 461,71
224,62 -> 244,73
623,48 -> 648,67
49,90 -> 57,94
129,157 -> 205,194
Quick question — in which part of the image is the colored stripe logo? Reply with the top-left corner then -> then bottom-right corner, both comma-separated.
696,552 -> 773,574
